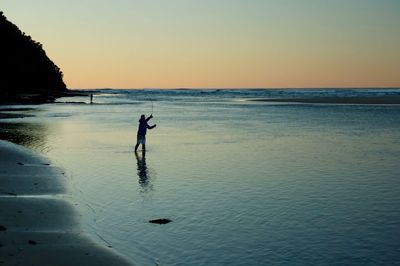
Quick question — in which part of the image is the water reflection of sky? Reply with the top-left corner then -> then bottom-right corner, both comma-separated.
0,121 -> 51,153
1,90 -> 400,266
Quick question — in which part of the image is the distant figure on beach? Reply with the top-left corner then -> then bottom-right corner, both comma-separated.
90,94 -> 93,104
134,114 -> 156,152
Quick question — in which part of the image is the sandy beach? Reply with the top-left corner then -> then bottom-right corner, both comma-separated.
0,140 -> 133,266
247,95 -> 400,104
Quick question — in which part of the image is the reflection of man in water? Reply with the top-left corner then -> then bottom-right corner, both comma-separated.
134,114 -> 156,152
135,151 -> 151,191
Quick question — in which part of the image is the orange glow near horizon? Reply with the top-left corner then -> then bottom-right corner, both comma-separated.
2,1 -> 400,89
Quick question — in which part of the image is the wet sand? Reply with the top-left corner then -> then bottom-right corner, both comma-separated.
248,96 -> 400,104
0,140 -> 133,266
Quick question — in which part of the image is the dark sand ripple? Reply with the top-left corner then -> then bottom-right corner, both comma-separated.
0,140 -> 133,266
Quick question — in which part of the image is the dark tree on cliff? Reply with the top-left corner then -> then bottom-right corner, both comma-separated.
0,11 -> 67,101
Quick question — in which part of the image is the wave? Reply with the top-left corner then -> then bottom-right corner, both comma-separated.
59,88 -> 400,107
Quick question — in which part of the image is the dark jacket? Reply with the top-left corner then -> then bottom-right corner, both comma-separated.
138,119 -> 150,136
137,116 -> 155,136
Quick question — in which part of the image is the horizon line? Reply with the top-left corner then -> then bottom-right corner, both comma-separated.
70,87 -> 400,90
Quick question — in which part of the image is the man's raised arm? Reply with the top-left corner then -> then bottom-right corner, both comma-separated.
145,114 -> 153,122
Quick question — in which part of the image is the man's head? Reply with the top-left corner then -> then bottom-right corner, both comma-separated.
140,114 -> 145,120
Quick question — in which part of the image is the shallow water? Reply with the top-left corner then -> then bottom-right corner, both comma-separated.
2,89 -> 400,265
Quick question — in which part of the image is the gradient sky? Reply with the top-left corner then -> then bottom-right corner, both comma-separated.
2,0 -> 400,89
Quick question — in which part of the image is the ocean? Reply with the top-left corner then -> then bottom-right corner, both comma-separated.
1,88 -> 400,265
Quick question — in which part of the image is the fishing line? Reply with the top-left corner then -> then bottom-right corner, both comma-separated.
146,96 -> 154,116
150,97 -> 154,115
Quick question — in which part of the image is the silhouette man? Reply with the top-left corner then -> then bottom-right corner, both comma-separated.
134,114 -> 156,152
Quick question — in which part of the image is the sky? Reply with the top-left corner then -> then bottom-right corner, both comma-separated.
1,0 -> 400,89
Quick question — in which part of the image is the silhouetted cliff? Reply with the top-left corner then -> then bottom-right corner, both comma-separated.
0,11 -> 68,103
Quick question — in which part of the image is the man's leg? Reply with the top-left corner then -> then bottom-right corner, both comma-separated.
134,143 -> 139,152
142,144 -> 146,152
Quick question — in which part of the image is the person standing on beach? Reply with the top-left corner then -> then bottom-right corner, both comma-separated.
134,114 -> 156,152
